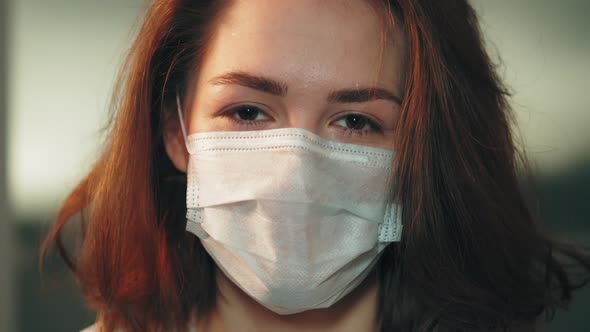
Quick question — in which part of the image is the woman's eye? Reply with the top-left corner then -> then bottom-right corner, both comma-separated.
225,105 -> 270,123
334,113 -> 381,134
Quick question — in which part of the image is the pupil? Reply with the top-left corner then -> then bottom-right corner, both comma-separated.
345,114 -> 367,130
237,107 -> 259,121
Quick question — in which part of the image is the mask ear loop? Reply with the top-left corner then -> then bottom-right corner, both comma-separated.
177,92 -> 208,236
176,93 -> 193,154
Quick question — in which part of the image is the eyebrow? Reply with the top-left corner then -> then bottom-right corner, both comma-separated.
209,71 -> 402,105
327,88 -> 402,105
209,71 -> 288,97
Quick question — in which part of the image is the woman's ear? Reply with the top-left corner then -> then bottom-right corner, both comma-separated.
164,115 -> 189,173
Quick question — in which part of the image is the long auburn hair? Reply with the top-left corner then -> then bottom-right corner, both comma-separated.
41,0 -> 590,331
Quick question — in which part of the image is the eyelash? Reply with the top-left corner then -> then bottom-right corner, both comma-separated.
221,104 -> 383,136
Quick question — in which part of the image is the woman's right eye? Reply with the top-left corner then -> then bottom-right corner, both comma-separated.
222,104 -> 271,127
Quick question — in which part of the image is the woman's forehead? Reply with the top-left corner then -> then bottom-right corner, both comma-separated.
197,0 -> 406,96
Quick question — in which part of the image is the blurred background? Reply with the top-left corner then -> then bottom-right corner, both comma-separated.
0,0 -> 588,331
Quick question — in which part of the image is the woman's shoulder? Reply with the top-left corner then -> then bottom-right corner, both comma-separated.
80,309 -> 201,331
80,322 -> 199,332
80,324 -> 97,332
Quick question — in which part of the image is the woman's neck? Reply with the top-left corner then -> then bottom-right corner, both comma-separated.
198,269 -> 379,332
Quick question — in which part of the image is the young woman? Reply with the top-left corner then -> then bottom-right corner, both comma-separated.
42,0 -> 590,331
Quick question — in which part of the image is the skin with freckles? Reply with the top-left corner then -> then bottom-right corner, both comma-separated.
165,0 -> 406,331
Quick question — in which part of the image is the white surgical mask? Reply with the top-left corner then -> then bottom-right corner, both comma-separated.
177,96 -> 403,314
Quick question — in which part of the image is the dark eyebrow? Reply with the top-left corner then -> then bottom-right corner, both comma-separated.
327,88 -> 402,105
209,71 -> 288,96
209,71 -> 401,105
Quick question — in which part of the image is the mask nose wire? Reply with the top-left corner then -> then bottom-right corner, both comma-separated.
176,93 -> 192,154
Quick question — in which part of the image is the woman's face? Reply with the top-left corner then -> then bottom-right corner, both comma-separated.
169,0 -> 406,170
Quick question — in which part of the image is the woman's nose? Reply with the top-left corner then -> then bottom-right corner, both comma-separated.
283,110 -> 326,138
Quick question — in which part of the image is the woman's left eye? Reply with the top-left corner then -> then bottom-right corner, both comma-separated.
333,113 -> 382,135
